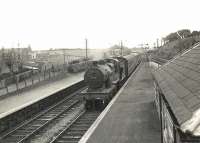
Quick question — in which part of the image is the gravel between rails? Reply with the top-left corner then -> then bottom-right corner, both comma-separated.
29,104 -> 85,143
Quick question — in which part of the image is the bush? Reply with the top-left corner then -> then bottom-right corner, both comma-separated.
151,37 -> 198,60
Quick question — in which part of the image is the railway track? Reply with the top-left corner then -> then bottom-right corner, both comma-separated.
50,111 -> 100,143
0,88 -> 85,143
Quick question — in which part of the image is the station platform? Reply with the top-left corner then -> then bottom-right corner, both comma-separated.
0,72 -> 84,119
80,63 -> 161,143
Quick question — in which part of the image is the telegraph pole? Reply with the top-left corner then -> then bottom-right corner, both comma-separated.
85,39 -> 88,60
63,49 -> 66,65
120,41 -> 123,56
156,38 -> 159,48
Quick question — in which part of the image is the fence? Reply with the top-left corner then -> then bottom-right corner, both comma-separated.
0,63 -> 69,97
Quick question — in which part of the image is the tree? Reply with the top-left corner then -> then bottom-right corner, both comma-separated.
177,29 -> 191,38
164,29 -> 192,43
165,32 -> 179,42
5,52 -> 14,73
191,31 -> 200,37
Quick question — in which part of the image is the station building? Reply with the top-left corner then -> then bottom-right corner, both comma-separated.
153,43 -> 200,143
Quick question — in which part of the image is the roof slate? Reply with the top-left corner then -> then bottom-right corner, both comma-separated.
154,43 -> 200,124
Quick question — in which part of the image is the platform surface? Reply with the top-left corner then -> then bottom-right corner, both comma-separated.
0,72 -> 84,118
83,63 -> 161,143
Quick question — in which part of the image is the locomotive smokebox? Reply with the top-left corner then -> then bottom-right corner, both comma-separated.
84,66 -> 109,89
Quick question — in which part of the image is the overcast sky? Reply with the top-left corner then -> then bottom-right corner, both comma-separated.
0,0 -> 199,50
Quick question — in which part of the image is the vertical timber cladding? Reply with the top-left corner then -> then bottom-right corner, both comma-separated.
154,82 -> 160,119
154,81 -> 178,143
161,96 -> 175,143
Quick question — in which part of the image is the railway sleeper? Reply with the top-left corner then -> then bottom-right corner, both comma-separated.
66,131 -> 86,135
55,141 -> 78,143
61,135 -> 82,139
71,124 -> 90,128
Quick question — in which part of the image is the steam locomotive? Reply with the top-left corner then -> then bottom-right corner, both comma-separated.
81,53 -> 141,110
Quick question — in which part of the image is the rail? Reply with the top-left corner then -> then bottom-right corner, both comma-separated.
150,57 -> 168,65
0,87 -> 86,143
50,111 -> 100,143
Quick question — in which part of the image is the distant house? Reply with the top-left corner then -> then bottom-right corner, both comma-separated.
29,51 -> 37,60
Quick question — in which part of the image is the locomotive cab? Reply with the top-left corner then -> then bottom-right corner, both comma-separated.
113,56 -> 128,80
